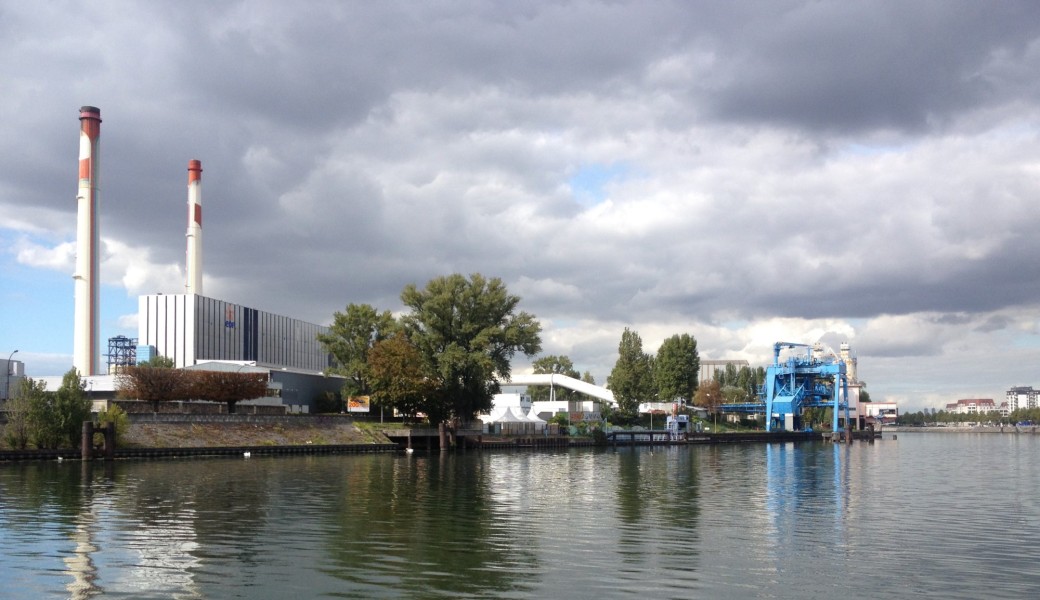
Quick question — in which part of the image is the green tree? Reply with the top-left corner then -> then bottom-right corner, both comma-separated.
3,378 -> 46,449
94,403 -> 130,446
400,273 -> 542,426
317,303 -> 398,399
653,333 -> 700,405
26,379 -> 61,449
53,368 -> 93,448
607,328 -> 654,420
368,332 -> 438,421
142,355 -> 175,368
529,354 -> 580,402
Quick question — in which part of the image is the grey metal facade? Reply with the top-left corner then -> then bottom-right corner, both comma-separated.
139,294 -> 332,373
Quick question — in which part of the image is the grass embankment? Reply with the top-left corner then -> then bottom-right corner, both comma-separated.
121,419 -> 394,448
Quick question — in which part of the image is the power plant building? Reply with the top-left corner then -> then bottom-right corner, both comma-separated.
58,105 -> 343,411
139,293 -> 332,373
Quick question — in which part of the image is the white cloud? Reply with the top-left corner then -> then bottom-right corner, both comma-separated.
16,239 -> 75,271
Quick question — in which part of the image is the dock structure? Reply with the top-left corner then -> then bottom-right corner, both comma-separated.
381,428 -> 827,451
606,429 -> 672,445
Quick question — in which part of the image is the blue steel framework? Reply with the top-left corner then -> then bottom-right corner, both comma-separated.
721,342 -> 850,433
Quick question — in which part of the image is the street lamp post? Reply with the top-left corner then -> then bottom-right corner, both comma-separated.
5,349 -> 18,401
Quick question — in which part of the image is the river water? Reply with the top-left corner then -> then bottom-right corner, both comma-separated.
1,432 -> 1038,599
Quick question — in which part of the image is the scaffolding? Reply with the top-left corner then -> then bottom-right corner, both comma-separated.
105,335 -> 138,373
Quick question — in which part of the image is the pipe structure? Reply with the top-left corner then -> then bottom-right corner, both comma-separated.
4,349 -> 17,401
74,106 -> 101,376
185,159 -> 203,295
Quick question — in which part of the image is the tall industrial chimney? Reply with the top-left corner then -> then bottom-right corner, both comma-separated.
185,159 -> 203,296
73,106 -> 101,376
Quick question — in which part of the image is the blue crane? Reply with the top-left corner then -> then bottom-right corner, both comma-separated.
720,342 -> 850,433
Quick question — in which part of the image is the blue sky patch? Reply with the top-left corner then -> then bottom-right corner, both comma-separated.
568,162 -> 632,207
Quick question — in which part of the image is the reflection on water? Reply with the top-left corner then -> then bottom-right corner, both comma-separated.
2,434 -> 1040,599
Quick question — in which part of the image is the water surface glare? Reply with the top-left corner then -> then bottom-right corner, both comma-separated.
1,433 -> 1037,599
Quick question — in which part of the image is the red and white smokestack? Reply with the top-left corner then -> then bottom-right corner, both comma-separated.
73,106 -> 101,376
185,159 -> 203,296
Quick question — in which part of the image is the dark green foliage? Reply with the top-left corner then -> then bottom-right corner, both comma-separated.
399,273 -> 541,425
713,364 -> 765,402
529,355 -> 580,402
607,328 -> 654,420
316,303 -> 398,398
53,369 -> 93,448
14,370 -> 92,449
141,355 -> 176,368
94,403 -> 130,446
653,333 -> 700,404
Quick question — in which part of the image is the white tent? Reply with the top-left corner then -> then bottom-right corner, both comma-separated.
489,406 -> 534,435
523,408 -> 547,432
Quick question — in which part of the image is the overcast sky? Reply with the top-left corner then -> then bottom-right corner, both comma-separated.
3,1 -> 1040,411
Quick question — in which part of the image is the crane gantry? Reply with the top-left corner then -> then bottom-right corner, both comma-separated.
721,342 -> 850,433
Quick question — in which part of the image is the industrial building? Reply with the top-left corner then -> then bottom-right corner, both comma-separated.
138,293 -> 331,373
699,359 -> 750,384
48,106 -> 345,412
137,293 -> 342,410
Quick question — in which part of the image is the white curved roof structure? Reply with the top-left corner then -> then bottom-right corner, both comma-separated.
503,373 -> 616,406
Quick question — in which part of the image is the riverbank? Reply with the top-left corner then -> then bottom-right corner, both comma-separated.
0,416 -> 399,461
122,419 -> 383,447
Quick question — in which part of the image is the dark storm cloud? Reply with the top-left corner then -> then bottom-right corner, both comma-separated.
5,0 -> 1040,408
701,2 -> 1040,132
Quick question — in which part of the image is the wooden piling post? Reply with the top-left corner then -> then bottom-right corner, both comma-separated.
81,421 -> 94,460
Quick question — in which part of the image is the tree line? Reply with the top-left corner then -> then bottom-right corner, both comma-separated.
0,357 -> 265,450
897,407 -> 1039,426
319,275 -> 710,426
116,355 -> 270,414
3,369 -> 94,449
318,273 -> 542,428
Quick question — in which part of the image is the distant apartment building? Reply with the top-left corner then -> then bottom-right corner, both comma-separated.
945,398 -> 997,415
1006,386 -> 1038,412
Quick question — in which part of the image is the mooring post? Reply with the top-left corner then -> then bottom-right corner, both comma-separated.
81,421 -> 94,460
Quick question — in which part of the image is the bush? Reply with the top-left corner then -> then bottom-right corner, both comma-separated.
548,413 -> 569,427
94,404 -> 130,447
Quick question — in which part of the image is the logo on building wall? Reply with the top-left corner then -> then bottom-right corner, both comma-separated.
225,305 -> 236,329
